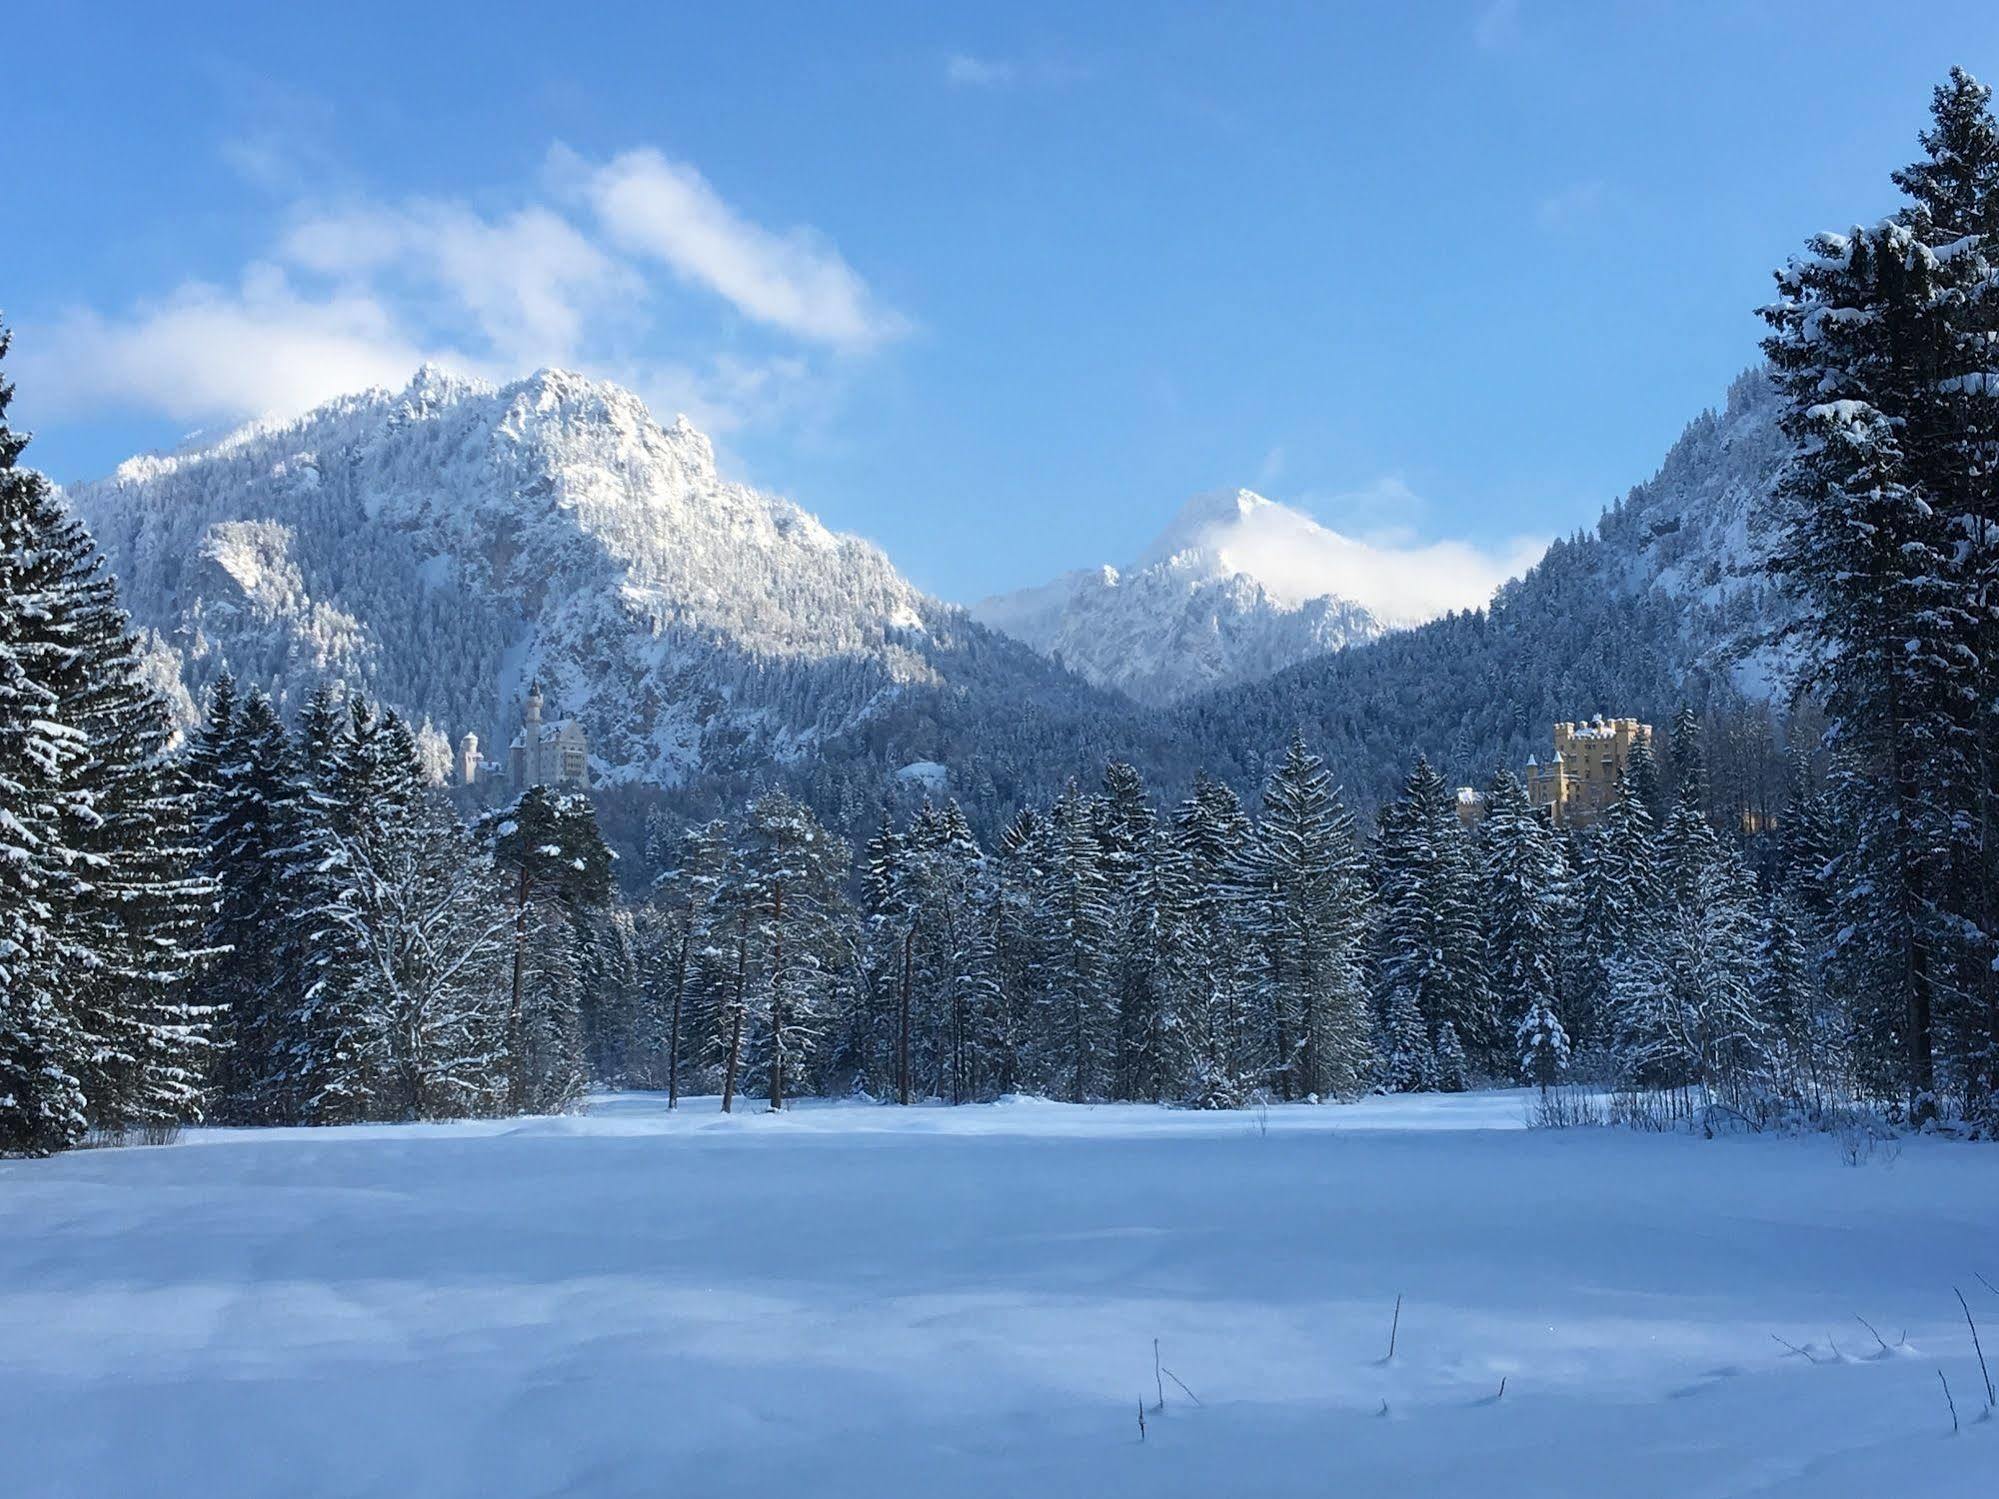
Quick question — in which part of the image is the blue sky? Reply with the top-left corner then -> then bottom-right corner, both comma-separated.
11,2 -> 1997,607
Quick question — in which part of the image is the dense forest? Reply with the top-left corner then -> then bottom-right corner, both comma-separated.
6,68 -> 1999,1152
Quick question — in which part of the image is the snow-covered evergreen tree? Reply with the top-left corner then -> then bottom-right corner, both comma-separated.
1377,987 -> 1434,1094
0,329 -> 91,1154
1373,756 -> 1489,1073
486,786 -> 614,1113
1035,784 -> 1113,1103
1612,805 -> 1770,1109
736,790 -> 848,1110
1516,998 -> 1571,1091
1479,768 -> 1570,1072
1236,733 -> 1372,1101
1171,774 -> 1254,1107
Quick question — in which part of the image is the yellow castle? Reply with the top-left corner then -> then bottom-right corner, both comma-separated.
1523,717 -> 1653,829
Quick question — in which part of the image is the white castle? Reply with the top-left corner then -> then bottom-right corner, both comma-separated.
456,679 -> 589,791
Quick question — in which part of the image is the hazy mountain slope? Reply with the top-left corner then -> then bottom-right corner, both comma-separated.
62,366 -> 1120,800
974,490 -> 1383,705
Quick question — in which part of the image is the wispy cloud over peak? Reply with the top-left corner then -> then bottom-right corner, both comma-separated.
561,147 -> 907,350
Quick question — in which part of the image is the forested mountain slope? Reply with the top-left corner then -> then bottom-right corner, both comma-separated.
62,363 -> 1791,838
61,366 -> 1130,822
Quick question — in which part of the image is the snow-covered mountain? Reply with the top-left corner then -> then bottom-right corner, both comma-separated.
973,490 -> 1384,705
61,359 -> 1797,832
1154,369 -> 1797,806
62,365 -> 1108,792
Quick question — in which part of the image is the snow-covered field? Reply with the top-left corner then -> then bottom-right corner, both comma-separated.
3,1091 -> 1996,1498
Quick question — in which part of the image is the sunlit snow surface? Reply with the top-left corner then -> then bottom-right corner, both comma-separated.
3,1090 -> 1996,1497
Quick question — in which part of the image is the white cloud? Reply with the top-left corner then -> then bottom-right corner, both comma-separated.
29,265 -> 451,424
1166,488 -> 1544,626
945,53 -> 1016,88
281,201 -> 639,367
27,147 -> 901,438
566,147 -> 906,349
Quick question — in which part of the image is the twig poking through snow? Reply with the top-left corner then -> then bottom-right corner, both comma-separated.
1954,1287 -> 1996,1407
1137,1401 -> 1146,1443
1772,1333 -> 1823,1364
1978,1272 -> 1999,1298
1387,1293 -> 1402,1362
1153,1338 -> 1164,1412
1940,1368 -> 1961,1434
1497,1375 -> 1508,1399
1162,1366 -> 1204,1407
1856,1315 -> 1891,1354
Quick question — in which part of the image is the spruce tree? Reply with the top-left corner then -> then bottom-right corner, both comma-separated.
1480,768 -> 1570,1065
1036,784 -> 1113,1103
737,790 -> 847,1110
1171,774 -> 1253,1107
1374,756 -> 1489,1074
1236,733 -> 1372,1101
486,786 -> 614,1112
0,326 -> 90,1154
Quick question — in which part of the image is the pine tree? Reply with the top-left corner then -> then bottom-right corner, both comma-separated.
1432,1020 -> 1471,1093
1098,763 -> 1175,1102
1036,784 -> 1113,1103
1566,771 -> 1660,1057
1667,706 -> 1708,817
1378,987 -> 1434,1093
46,502 -> 219,1136
1480,768 -> 1570,1072
1374,756 -> 1489,1074
1516,998 -> 1571,1091
642,818 -> 731,1106
196,688 -> 315,1122
0,327 -> 90,1154
1236,733 -> 1372,1101
1612,805 -> 1770,1109
486,786 -> 614,1112
737,790 -> 848,1110
1171,774 -> 1254,1107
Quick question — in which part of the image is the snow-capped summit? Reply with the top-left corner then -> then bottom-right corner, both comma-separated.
61,364 -> 1091,790
973,488 -> 1386,706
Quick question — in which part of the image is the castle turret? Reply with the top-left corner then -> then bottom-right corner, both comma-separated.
457,732 -> 482,787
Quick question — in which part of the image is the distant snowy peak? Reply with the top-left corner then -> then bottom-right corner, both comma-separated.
972,488 -> 1386,706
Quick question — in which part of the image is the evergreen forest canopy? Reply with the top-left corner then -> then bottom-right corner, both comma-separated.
4,68 -> 1999,1153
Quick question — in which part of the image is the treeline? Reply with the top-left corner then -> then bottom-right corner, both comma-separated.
605,716 -> 1892,1128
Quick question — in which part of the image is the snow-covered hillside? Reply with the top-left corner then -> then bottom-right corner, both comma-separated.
2,1090 -> 1993,1498
62,366 -> 1096,788
976,490 -> 1386,705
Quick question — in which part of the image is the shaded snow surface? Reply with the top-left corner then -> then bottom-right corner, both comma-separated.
3,1090 -> 1996,1497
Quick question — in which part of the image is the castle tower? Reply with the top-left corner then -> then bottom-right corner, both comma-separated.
457,732 -> 482,787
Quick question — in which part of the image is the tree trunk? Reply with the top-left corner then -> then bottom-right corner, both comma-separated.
1886,692 -> 1938,1124
768,877 -> 786,1111
666,919 -> 690,1109
721,911 -> 748,1114
897,925 -> 913,1106
506,861 -> 531,1113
